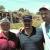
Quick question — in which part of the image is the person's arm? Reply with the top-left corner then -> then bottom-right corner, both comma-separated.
33,27 -> 45,42
36,27 -> 45,50
14,34 -> 21,50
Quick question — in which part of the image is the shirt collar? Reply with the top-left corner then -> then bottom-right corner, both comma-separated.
0,31 -> 9,40
22,26 -> 36,37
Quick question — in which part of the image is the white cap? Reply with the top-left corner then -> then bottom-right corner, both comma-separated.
42,5 -> 50,10
39,4 -> 50,11
0,17 -> 10,24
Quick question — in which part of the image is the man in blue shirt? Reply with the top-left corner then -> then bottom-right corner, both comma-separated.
18,15 -> 44,50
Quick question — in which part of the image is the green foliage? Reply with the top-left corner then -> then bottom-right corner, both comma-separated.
19,8 -> 24,12
0,5 -> 5,12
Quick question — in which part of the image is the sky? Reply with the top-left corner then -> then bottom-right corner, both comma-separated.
0,0 -> 50,13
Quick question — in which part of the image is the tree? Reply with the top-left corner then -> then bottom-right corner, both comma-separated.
0,5 -> 5,12
19,8 -> 24,12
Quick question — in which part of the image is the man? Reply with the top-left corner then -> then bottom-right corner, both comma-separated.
39,7 -> 50,50
0,18 -> 20,50
18,15 -> 44,50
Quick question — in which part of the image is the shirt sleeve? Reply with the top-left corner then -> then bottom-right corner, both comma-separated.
36,27 -> 45,43
36,27 -> 45,50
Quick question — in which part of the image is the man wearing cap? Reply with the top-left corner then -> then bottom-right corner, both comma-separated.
0,18 -> 20,50
18,15 -> 44,50
38,6 -> 50,50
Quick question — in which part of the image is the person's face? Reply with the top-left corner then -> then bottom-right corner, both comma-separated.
40,10 -> 50,22
23,20 -> 32,29
0,22 -> 10,31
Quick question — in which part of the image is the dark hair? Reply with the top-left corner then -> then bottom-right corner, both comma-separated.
39,7 -> 48,11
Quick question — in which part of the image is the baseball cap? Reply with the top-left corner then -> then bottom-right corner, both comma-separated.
39,5 -> 50,11
0,17 -> 10,24
23,15 -> 32,21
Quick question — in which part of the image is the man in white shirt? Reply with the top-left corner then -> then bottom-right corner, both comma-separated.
38,6 -> 50,50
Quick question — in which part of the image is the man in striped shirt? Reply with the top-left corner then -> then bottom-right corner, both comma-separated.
18,15 -> 44,50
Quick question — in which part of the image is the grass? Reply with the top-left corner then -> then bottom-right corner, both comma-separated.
10,23 -> 23,29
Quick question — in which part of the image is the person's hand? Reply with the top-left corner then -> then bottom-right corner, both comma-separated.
19,27 -> 24,32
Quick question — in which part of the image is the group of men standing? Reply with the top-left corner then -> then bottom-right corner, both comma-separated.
0,6 -> 50,50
